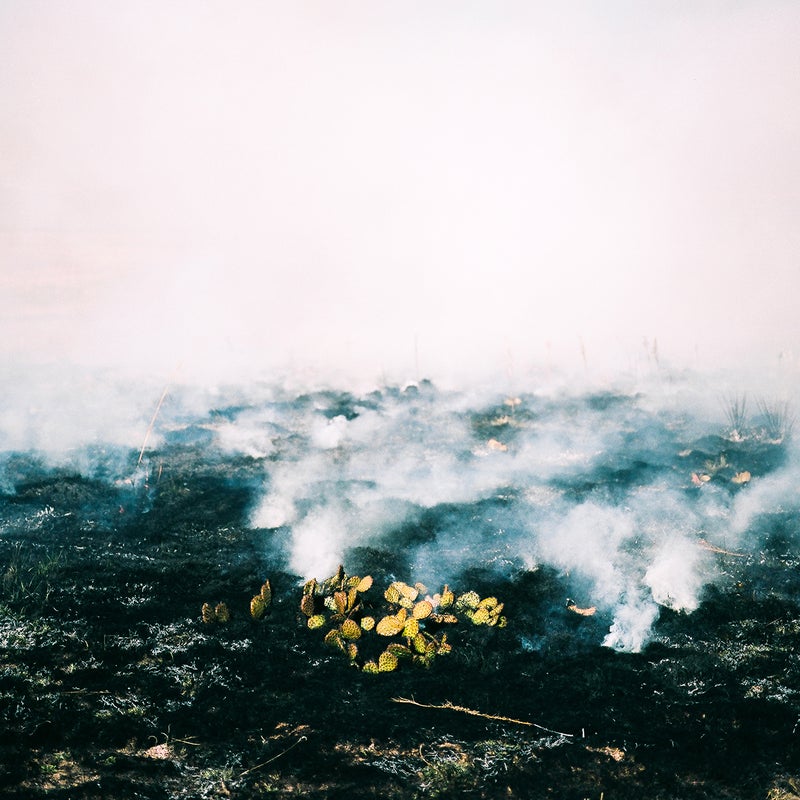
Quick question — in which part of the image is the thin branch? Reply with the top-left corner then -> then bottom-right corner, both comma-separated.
239,735 -> 308,777
138,385 -> 170,467
137,369 -> 180,467
391,697 -> 573,738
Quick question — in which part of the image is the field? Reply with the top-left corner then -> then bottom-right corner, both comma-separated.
1,372 -> 799,798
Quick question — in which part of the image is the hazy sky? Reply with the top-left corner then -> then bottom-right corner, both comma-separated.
2,1 -> 799,384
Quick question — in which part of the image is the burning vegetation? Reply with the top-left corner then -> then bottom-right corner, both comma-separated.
0,374 -> 799,797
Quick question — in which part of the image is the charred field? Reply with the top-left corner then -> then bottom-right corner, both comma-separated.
1,374 -> 799,798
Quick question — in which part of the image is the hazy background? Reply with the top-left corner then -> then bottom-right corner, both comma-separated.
2,1 -> 799,386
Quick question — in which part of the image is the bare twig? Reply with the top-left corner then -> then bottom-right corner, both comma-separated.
391,697 -> 573,737
239,735 -> 308,777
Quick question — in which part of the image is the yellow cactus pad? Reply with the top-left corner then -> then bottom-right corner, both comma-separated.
215,602 -> 230,623
250,595 -> 267,620
307,614 -> 326,630
333,591 -> 348,615
300,594 -> 316,618
260,580 -> 272,604
201,603 -> 215,624
362,661 -> 379,674
412,600 -> 433,620
378,650 -> 399,672
360,616 -> 375,631
356,575 -> 373,593
384,585 -> 401,604
341,619 -> 362,640
402,618 -> 420,639
439,585 -> 455,609
376,614 -> 405,636
471,606 -> 491,625
324,629 -> 345,651
412,633 -> 428,654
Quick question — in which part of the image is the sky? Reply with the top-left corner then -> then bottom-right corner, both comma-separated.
2,1 -> 799,386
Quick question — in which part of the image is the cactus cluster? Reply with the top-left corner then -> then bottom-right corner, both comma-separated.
201,601 -> 231,625
201,579 -> 273,625
299,566 -> 506,674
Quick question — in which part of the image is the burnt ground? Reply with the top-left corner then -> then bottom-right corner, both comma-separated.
1,434 -> 799,798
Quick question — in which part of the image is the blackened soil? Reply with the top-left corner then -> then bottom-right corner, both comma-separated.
1,443 -> 799,799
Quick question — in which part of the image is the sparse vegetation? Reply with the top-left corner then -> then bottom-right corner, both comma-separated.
298,565 -> 506,674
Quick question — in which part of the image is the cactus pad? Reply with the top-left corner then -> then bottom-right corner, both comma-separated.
376,614 -> 405,636
412,600 -> 433,620
378,650 -> 399,673
356,575 -> 373,593
300,593 -> 316,618
341,619 -> 362,640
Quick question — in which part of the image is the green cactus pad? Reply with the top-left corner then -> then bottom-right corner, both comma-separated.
412,633 -> 429,654
307,614 -> 326,630
456,590 -> 480,611
386,643 -> 413,659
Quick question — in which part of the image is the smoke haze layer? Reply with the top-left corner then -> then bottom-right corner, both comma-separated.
2,2 -> 800,384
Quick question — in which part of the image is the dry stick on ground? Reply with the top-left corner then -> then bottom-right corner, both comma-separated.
391,697 -> 574,738
238,736 -> 309,778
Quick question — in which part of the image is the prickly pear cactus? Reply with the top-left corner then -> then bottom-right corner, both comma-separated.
250,579 -> 273,620
299,564 -> 508,675
201,601 -> 230,624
